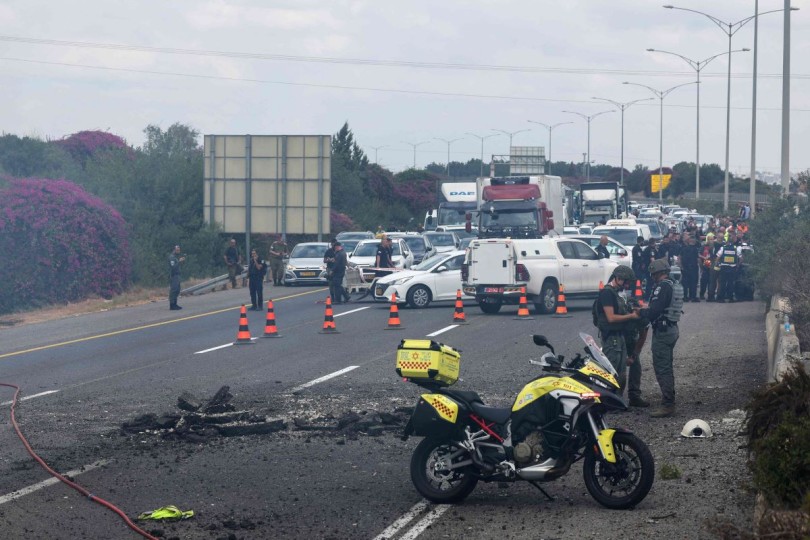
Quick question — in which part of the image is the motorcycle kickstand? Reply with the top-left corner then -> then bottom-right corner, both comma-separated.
528,481 -> 555,502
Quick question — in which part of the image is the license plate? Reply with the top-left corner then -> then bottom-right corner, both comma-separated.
484,287 -> 503,293
300,271 -> 316,277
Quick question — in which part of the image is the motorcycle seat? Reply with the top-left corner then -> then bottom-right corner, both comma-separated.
470,402 -> 511,425
441,389 -> 482,405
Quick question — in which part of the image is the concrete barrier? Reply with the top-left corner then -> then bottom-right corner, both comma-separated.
765,295 -> 808,382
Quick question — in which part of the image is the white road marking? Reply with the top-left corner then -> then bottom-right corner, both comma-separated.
399,504 -> 451,540
0,390 -> 60,407
371,500 -> 429,540
195,337 -> 258,354
426,325 -> 457,337
289,366 -> 360,393
0,460 -> 109,505
333,306 -> 370,317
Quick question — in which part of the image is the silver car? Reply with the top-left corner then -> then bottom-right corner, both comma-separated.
284,242 -> 330,286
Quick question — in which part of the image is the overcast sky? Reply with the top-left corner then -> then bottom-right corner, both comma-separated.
2,0 -> 807,176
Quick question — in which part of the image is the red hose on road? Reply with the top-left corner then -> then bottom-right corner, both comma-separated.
0,382 -> 157,540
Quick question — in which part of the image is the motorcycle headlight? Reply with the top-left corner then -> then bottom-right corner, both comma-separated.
391,276 -> 413,286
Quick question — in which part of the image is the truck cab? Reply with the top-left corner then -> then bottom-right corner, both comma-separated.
474,176 -> 559,239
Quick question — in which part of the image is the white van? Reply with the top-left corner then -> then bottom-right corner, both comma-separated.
592,223 -> 652,248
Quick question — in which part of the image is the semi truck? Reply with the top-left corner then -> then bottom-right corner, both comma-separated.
472,175 -> 564,239
577,181 -> 626,225
424,182 -> 478,233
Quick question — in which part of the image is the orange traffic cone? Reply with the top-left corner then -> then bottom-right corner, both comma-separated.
599,280 -> 604,290
514,287 -> 534,320
386,293 -> 404,330
452,290 -> 468,324
634,279 -> 646,307
319,296 -> 340,334
234,304 -> 255,344
552,284 -> 572,318
262,299 -> 282,338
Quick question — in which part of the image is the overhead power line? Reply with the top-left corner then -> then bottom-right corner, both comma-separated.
3,57 -> 808,113
0,34 -> 805,80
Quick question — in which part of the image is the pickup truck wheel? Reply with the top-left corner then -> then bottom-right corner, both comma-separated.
407,285 -> 432,308
478,298 -> 502,314
535,281 -> 558,314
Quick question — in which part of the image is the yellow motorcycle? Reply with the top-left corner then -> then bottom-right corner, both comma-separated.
398,333 -> 654,509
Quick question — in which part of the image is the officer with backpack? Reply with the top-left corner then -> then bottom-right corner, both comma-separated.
640,258 -> 683,418
593,265 -> 641,397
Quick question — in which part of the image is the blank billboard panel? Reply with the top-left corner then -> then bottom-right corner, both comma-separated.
204,134 -> 331,236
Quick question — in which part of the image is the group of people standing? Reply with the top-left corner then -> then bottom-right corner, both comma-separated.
167,236 -> 288,312
595,214 -> 751,418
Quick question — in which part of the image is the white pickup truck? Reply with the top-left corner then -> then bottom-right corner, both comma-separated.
461,237 -> 619,314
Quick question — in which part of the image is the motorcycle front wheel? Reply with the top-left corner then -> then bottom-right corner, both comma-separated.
583,432 -> 654,509
410,438 -> 478,503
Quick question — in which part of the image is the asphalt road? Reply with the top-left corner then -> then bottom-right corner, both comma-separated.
0,285 -> 766,539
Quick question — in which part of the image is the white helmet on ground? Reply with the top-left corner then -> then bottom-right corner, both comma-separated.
681,419 -> 712,438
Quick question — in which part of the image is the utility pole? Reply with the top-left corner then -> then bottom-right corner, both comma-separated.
466,132 -> 498,177
526,120 -> 572,175
562,110 -> 614,182
401,140 -> 429,169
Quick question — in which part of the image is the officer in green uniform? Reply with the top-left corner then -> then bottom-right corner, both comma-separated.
168,244 -> 185,310
268,235 -> 288,286
641,258 -> 683,418
594,265 -> 640,395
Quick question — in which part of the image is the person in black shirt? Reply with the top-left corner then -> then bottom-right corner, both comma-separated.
375,236 -> 394,277
247,249 -> 267,310
679,234 -> 700,302
631,236 -> 645,279
595,235 -> 611,259
331,242 -> 350,304
324,241 -> 338,301
642,239 -> 659,296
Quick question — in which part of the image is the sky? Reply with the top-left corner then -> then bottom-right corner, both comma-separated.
2,0 -> 808,177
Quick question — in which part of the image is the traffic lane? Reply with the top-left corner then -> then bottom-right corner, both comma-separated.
0,284 -> 328,358
0,286 -> 331,394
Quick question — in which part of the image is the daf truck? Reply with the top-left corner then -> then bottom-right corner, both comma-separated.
424,182 -> 478,233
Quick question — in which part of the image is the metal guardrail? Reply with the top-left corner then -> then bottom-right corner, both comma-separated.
181,265 -> 248,296
680,192 -> 772,204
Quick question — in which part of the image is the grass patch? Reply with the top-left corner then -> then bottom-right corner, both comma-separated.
659,463 -> 681,480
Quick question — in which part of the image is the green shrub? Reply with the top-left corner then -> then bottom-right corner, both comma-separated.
744,362 -> 810,509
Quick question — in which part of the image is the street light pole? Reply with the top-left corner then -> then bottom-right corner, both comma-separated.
781,1 -> 793,197
589,98 -> 653,186
465,132 -> 498,177
623,81 -> 699,205
664,4 -> 796,212
369,145 -> 388,165
561,110 -> 614,182
434,137 -> 464,178
491,128 -> 530,154
401,140 -> 429,169
526,120 -> 572,175
646,47 -> 749,200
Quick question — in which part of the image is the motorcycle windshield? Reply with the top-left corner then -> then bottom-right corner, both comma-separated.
579,332 -> 619,379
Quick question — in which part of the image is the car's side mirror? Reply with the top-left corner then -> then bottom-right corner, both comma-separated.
533,335 -> 549,347
436,265 -> 448,273
618,249 -> 628,257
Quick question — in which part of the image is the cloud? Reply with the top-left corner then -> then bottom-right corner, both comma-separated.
186,1 -> 340,31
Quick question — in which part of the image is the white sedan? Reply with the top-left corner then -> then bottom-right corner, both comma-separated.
373,250 -> 466,308
349,238 -> 414,280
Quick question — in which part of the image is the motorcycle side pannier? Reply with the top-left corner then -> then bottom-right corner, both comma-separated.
396,339 -> 461,386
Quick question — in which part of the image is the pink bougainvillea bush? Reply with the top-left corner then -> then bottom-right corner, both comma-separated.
0,178 -> 132,313
330,210 -> 356,233
53,130 -> 130,166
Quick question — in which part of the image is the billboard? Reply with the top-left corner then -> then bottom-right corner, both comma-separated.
509,146 -> 546,175
203,135 -> 331,237
650,172 -> 672,193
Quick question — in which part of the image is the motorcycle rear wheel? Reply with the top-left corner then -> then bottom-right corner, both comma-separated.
410,438 -> 478,503
583,432 -> 654,509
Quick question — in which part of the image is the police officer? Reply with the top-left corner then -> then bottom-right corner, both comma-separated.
594,265 -> 640,395
641,258 -> 682,418
168,244 -> 185,310
716,232 -> 742,303
624,297 -> 651,408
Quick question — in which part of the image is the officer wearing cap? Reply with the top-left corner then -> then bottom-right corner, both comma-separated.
594,265 -> 640,396
640,258 -> 683,418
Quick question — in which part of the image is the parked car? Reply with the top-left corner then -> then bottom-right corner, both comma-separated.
337,238 -> 362,256
424,231 -> 460,253
335,231 -> 374,241
387,232 -> 436,264
373,250 -> 466,308
592,223 -> 652,248
349,238 -> 414,280
569,235 -> 634,266
284,242 -> 330,286
636,218 -> 666,240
